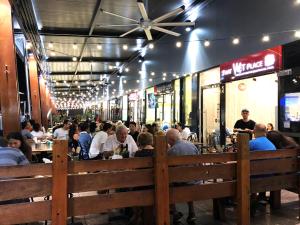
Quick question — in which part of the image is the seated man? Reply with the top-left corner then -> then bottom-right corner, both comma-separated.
21,121 -> 33,140
166,128 -> 198,225
249,124 -> 276,151
103,125 -> 138,158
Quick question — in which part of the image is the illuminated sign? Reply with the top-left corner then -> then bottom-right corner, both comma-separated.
220,46 -> 282,82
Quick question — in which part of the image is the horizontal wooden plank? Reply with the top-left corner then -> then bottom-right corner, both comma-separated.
251,158 -> 298,175
68,169 -> 154,193
0,177 -> 52,201
250,148 -> 299,160
69,157 -> 153,173
0,163 -> 52,178
69,190 -> 154,216
169,163 -> 236,182
0,200 -> 51,224
168,153 -> 237,166
251,174 -> 298,193
170,181 -> 236,203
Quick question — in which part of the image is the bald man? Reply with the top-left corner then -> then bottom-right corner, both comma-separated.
249,124 -> 276,151
166,128 -> 198,224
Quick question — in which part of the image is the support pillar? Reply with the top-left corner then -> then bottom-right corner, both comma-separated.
28,56 -> 41,124
0,0 -> 21,136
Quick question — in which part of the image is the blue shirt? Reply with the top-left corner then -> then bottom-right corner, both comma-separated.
0,147 -> 29,166
79,132 -> 92,160
249,136 -> 276,151
168,140 -> 198,156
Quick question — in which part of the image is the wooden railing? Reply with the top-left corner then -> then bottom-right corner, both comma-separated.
0,134 -> 299,225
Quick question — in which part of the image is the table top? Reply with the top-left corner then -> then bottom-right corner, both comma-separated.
31,142 -> 53,153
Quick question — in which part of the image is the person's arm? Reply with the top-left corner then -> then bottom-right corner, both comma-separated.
89,134 -> 101,158
102,138 -> 114,158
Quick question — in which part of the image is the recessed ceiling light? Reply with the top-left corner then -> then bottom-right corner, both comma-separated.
123,80 -> 127,84
148,43 -> 154,49
72,56 -> 77,61
108,65 -> 113,70
149,78 -> 153,82
50,52 -> 56,56
75,81 -> 78,84
262,35 -> 270,42
125,68 -> 129,72
204,40 -> 210,47
173,73 -> 176,77
232,38 -> 240,45
123,44 -> 128,50
151,72 -> 155,76
185,27 -> 191,32
48,42 -> 54,48
176,41 -> 182,48
163,73 -> 167,77
136,80 -> 140,83
295,30 -> 300,38
97,44 -> 102,50
163,77 -> 166,81
73,43 -> 78,49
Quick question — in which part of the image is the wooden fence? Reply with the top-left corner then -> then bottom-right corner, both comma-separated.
0,134 -> 299,225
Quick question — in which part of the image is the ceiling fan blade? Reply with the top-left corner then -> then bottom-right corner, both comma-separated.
155,22 -> 195,27
152,26 -> 181,37
100,8 -> 139,23
97,24 -> 139,27
152,5 -> 185,23
120,27 -> 140,37
137,0 -> 149,20
144,29 -> 153,40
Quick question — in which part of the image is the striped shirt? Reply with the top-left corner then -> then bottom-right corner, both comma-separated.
0,147 -> 29,166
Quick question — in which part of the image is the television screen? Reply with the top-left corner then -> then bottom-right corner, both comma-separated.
284,93 -> 300,121
148,93 -> 156,109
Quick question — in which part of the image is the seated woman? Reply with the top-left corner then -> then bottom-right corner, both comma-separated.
267,130 -> 299,149
134,132 -> 154,157
7,132 -> 32,162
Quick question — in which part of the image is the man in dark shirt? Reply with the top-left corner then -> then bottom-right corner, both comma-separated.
234,109 -> 255,139
128,121 -> 139,142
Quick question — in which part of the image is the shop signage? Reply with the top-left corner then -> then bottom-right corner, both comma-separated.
155,82 -> 173,94
128,92 -> 138,101
220,46 -> 282,82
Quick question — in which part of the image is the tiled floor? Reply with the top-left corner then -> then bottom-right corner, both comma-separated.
31,190 -> 299,225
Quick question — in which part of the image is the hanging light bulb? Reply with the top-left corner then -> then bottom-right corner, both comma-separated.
97,44 -> 102,50
176,41 -> 182,48
48,42 -> 54,48
232,38 -> 240,45
73,43 -> 78,49
262,35 -> 270,42
122,44 -> 128,50
204,40 -> 210,47
148,43 -> 154,49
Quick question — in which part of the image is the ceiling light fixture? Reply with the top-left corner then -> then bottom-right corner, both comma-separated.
151,72 -> 155,76
149,78 -> 153,82
138,56 -> 144,63
232,38 -> 240,45
148,43 -> 154,49
72,56 -> 77,61
176,41 -> 182,48
137,80 -> 140,83
204,40 -> 210,47
97,44 -> 102,50
185,27 -> 191,32
48,42 -> 54,48
295,30 -> 300,38
73,43 -> 78,49
163,77 -> 166,81
123,80 -> 127,84
123,44 -> 128,50
125,68 -> 129,72
262,35 -> 270,42
50,52 -> 56,56
111,81 -> 115,84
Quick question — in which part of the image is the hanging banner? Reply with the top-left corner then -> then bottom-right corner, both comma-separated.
220,46 -> 282,82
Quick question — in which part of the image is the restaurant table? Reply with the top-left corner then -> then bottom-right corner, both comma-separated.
31,142 -> 53,153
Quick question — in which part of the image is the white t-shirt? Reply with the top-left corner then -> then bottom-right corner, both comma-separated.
181,128 -> 191,140
89,131 -> 108,158
31,130 -> 44,139
53,128 -> 69,140
103,134 -> 138,158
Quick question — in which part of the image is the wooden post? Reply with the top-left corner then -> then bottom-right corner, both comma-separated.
0,0 -> 21,136
237,133 -> 250,225
154,136 -> 170,225
51,140 -> 68,225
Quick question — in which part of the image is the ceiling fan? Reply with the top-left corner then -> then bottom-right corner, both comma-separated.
99,0 -> 195,40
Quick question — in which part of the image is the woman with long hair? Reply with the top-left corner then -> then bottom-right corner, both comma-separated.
7,132 -> 32,161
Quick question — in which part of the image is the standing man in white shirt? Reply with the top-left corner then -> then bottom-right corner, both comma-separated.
89,122 -> 113,159
53,119 -> 70,140
103,125 -> 138,158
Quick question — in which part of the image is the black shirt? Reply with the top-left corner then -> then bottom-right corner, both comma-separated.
129,131 -> 139,142
234,119 -> 255,139
134,149 -> 153,157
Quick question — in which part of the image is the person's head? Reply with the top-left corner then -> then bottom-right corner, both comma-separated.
7,132 -> 26,150
102,122 -> 113,133
137,132 -> 153,149
0,137 -> 8,147
175,122 -> 184,132
89,122 -> 97,133
267,130 -> 299,149
79,122 -> 89,132
63,119 -> 71,130
166,128 -> 182,147
152,123 -> 159,132
69,124 -> 79,139
116,125 -> 128,143
143,124 -> 154,134
21,121 -> 32,130
267,123 -> 274,131
253,123 -> 267,138
33,123 -> 41,132
241,109 -> 249,120
129,122 -> 137,133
